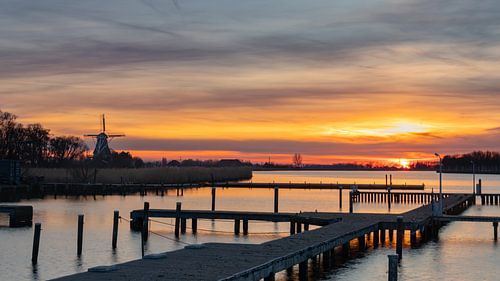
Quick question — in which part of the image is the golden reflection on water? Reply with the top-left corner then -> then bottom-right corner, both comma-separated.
1,171 -> 499,280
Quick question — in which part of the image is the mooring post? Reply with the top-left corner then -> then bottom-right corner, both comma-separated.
142,202 -> 150,241
112,210 -> 119,249
410,229 -> 417,247
358,235 -> 365,251
234,219 -> 240,235
243,219 -> 249,235
388,188 -> 392,210
274,186 -> 279,213
317,252 -> 326,270
388,254 -> 398,281
192,218 -> 198,234
342,242 -> 349,258
211,187 -> 216,211
175,202 -> 181,238
494,222 -> 498,241
374,229 -> 380,248
349,191 -> 353,213
299,260 -> 308,281
181,218 -> 187,234
339,186 -> 343,209
290,220 -> 296,235
296,222 -> 302,233
32,223 -> 41,264
396,216 -> 403,260
77,214 -> 84,256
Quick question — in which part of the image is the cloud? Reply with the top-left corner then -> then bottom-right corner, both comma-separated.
1,0 -> 500,160
111,127 -> 500,158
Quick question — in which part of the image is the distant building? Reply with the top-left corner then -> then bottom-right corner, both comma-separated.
167,160 -> 181,167
0,160 -> 21,185
218,159 -> 244,167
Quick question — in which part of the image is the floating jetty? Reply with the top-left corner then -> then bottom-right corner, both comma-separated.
54,193 -> 489,281
0,181 -> 423,202
0,205 -> 32,227
204,182 -> 425,190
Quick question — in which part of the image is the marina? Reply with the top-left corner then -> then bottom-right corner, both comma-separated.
1,170 -> 499,280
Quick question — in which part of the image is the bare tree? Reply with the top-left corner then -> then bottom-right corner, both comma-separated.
292,153 -> 303,168
49,136 -> 88,166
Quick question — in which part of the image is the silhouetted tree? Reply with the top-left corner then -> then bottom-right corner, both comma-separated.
292,153 -> 303,168
22,124 -> 50,166
49,136 -> 88,166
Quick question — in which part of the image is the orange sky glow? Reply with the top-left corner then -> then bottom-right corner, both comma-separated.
1,1 -> 499,165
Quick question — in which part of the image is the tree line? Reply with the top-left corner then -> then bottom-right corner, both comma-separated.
0,110 -> 88,167
442,151 -> 500,173
0,110 -> 144,168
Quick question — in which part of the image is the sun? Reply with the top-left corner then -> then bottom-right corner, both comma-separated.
399,159 -> 410,169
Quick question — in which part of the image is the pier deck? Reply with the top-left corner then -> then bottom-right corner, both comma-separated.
54,194 -> 473,281
0,205 -> 33,227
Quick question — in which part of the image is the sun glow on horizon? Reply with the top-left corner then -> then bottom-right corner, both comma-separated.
320,120 -> 433,138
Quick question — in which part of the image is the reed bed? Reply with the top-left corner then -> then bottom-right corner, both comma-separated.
25,166 -> 252,184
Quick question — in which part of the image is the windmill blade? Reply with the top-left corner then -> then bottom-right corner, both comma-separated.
102,114 -> 106,133
108,134 -> 125,137
84,134 -> 100,137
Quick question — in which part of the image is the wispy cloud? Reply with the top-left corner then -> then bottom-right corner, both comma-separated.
1,0 -> 499,161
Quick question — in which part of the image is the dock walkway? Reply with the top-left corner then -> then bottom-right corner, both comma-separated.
54,194 -> 473,281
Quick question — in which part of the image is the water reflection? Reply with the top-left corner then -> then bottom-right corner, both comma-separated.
0,171 -> 499,280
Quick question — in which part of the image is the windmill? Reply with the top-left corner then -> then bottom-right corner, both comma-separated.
84,114 -> 125,162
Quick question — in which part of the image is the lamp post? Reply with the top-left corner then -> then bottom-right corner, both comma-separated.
471,161 -> 476,196
435,153 -> 443,214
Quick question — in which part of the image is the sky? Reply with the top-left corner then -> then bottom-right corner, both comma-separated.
1,0 -> 500,164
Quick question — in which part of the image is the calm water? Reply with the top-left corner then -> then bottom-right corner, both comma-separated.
0,171 -> 499,280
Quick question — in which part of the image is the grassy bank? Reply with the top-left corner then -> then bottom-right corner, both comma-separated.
25,166 -> 253,184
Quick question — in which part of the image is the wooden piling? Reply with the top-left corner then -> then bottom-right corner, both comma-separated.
388,189 -> 392,209
142,202 -> 150,241
339,187 -> 343,209
410,230 -> 417,247
175,202 -> 181,238
112,210 -> 119,249
32,223 -> 41,264
192,218 -> 198,234
304,223 -> 309,231
243,219 -> 248,235
181,218 -> 187,234
396,216 -> 403,260
349,191 -> 353,213
299,260 -> 308,281
274,187 -> 279,213
374,230 -> 379,248
358,235 -> 365,251
342,242 -> 349,258
234,219 -> 240,235
290,221 -> 296,235
77,214 -> 84,256
296,222 -> 302,233
322,250 -> 331,268
388,254 -> 398,281
380,228 -> 386,246
494,222 -> 498,241
211,187 -> 216,211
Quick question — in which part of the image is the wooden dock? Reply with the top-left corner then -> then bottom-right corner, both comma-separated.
0,205 -> 33,227
209,182 -> 425,190
53,194 -> 476,281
